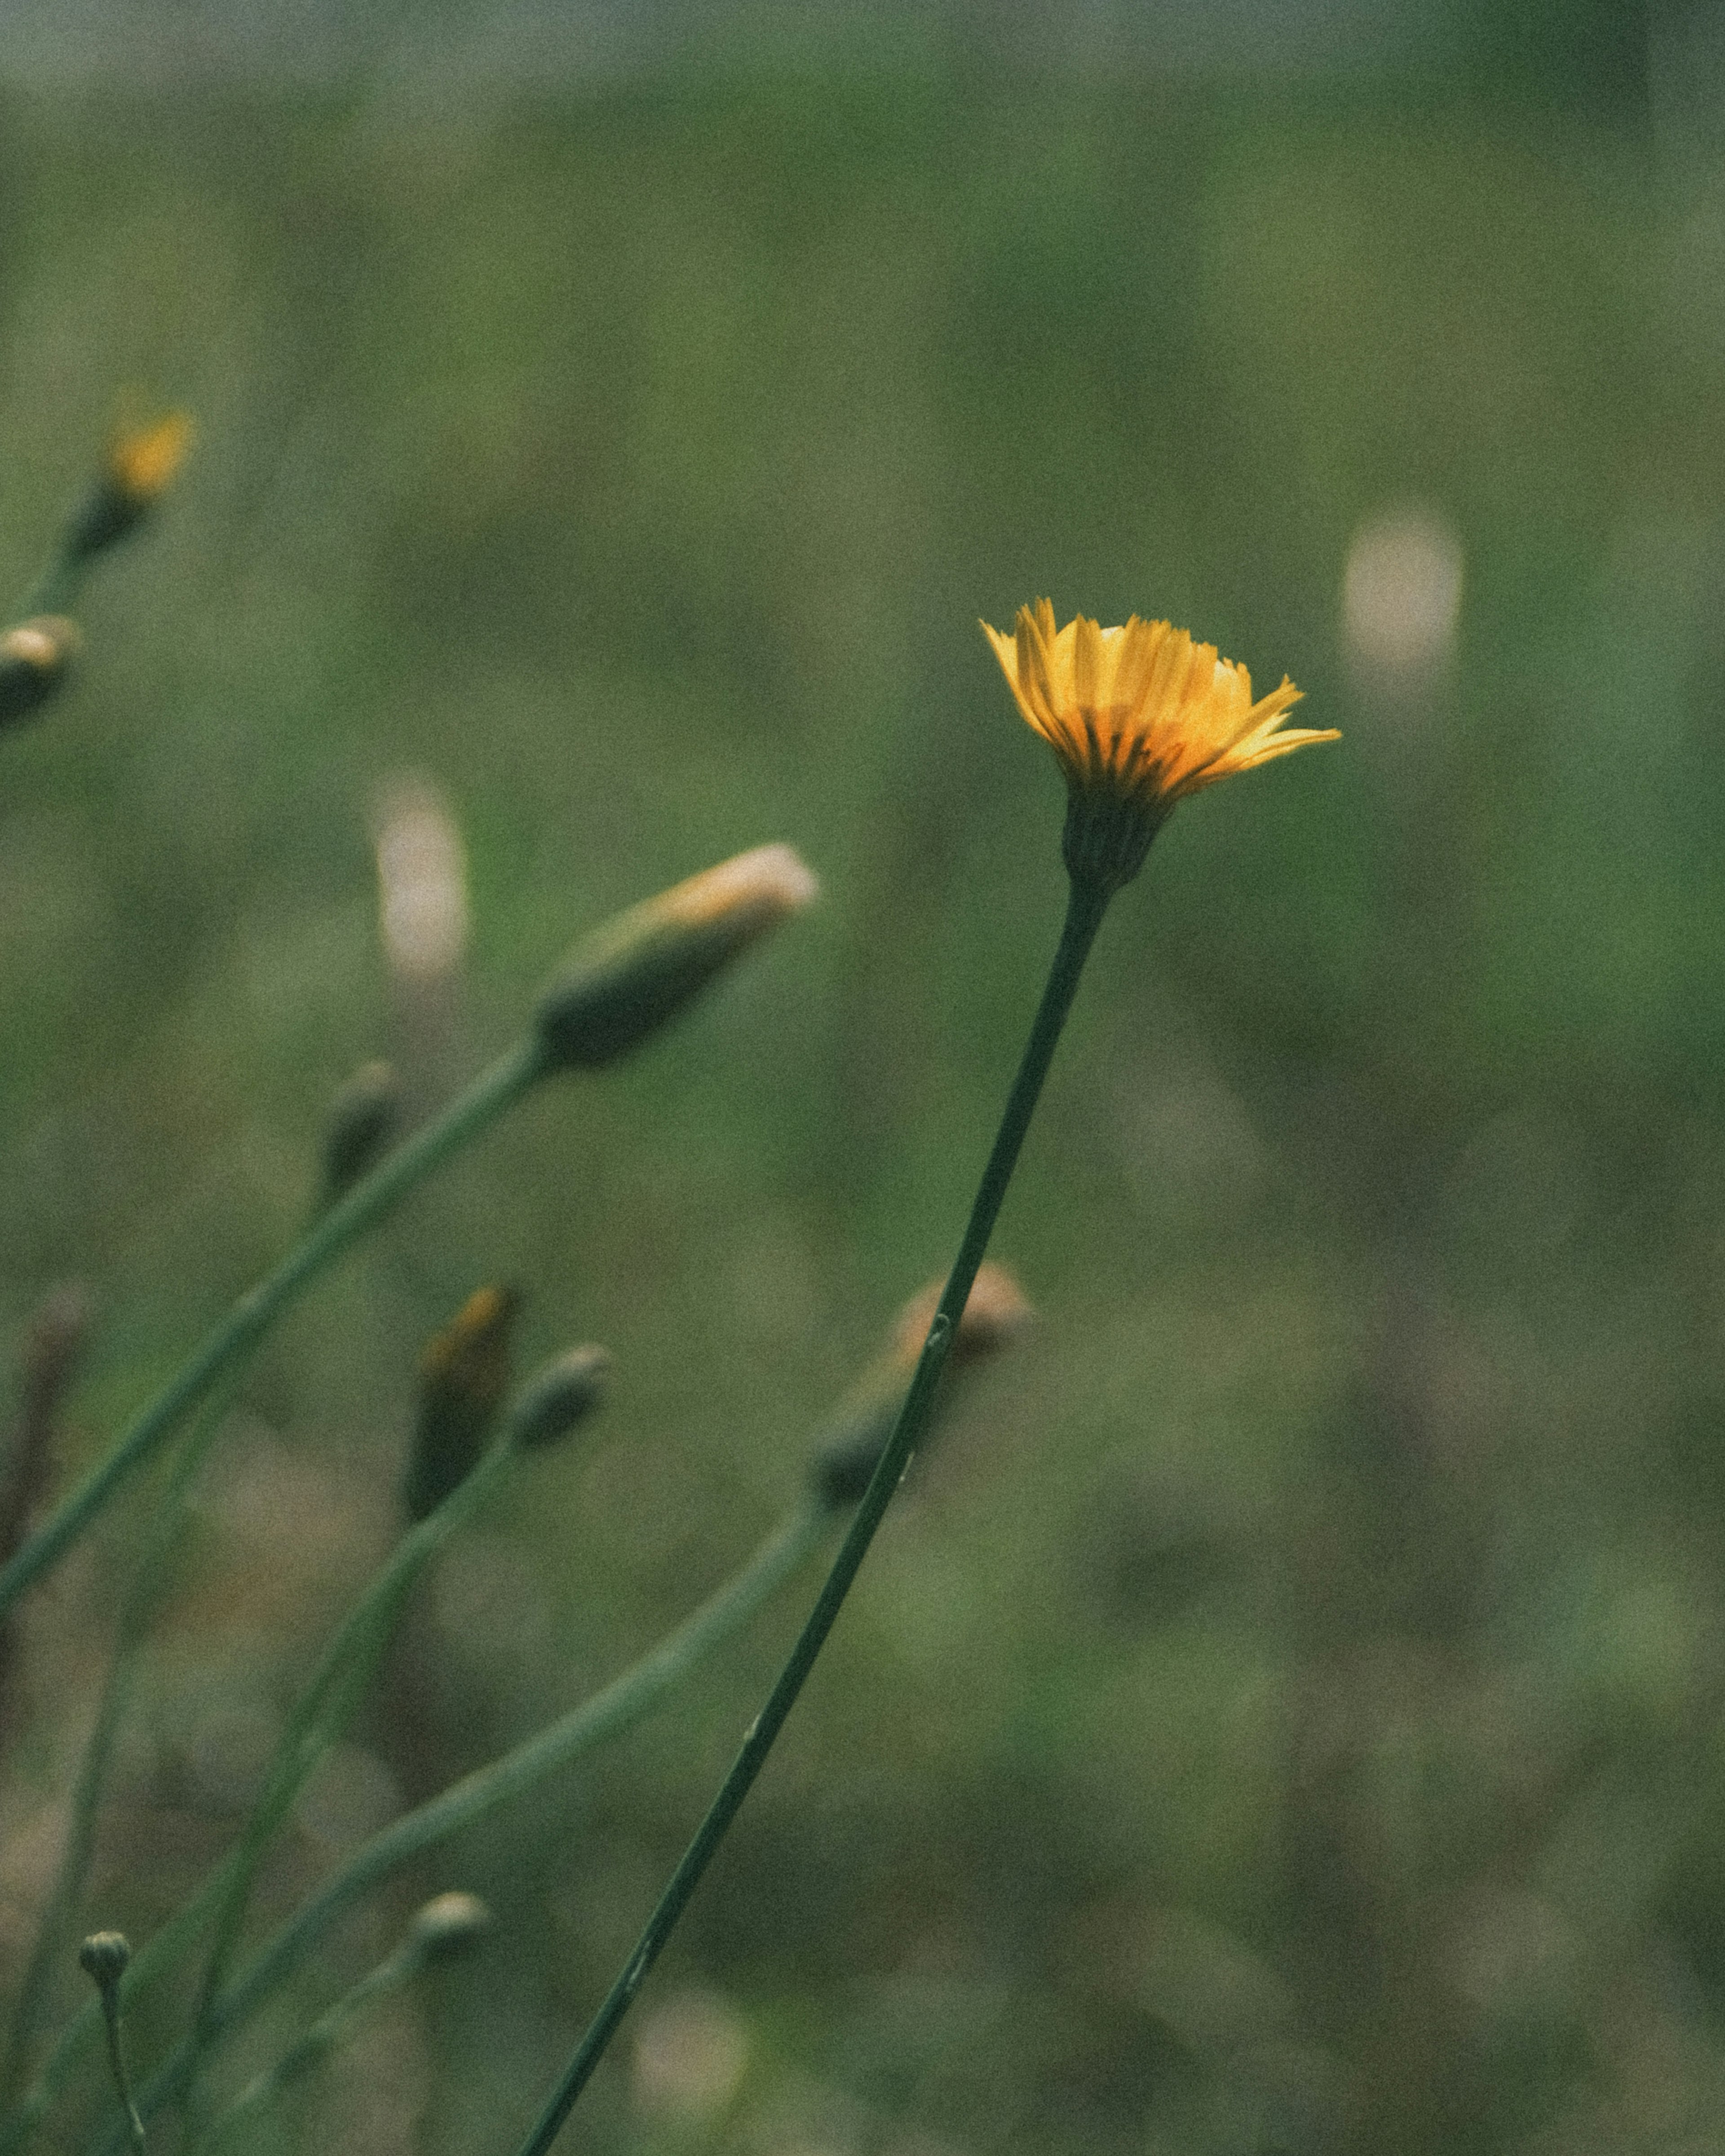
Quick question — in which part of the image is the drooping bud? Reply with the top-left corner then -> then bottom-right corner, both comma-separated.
64,412 -> 194,562
534,845 -> 818,1072
505,1345 -> 611,1451
402,1286 -> 519,1521
0,616 -> 80,732
809,1264 -> 1035,1509
319,1060 -> 402,1209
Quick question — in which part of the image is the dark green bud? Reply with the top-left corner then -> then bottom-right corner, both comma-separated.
506,1345 -> 611,1450
320,1059 -> 402,1207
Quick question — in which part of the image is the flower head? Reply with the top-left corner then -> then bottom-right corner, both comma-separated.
65,411 -> 194,563
107,412 -> 194,508
983,601 -> 1338,891
402,1284 -> 519,1520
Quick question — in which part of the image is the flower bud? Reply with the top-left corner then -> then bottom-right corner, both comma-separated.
505,1345 -> 611,1451
402,1286 -> 519,1521
319,1060 -> 402,1208
78,1932 -> 131,1989
809,1264 -> 1035,1509
64,412 -> 194,562
534,844 -> 818,1072
408,1890 -> 491,1960
0,616 -> 79,731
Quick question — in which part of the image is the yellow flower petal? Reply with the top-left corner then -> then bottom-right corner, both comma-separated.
981,601 -> 1339,889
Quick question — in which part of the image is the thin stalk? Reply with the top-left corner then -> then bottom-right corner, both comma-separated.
0,1379 -> 237,2102
0,1287 -> 90,1749
0,1036 -> 548,1623
188,1928 -> 431,2156
92,1993 -> 144,2156
514,875 -> 1112,2156
186,1433 -> 525,2058
10,1501 -> 829,2156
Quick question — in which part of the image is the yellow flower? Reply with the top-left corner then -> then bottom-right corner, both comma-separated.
982,600 -> 1338,890
65,411 -> 195,564
107,412 -> 194,506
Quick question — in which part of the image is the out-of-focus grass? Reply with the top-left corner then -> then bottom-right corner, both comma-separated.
0,55 -> 1723,2156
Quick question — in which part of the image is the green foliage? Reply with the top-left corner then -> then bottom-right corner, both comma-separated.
0,50 -> 1720,2156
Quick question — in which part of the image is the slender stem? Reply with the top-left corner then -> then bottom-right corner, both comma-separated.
186,1431 -> 524,2059
188,1933 -> 427,2156
513,875 -> 1112,2156
93,1994 -> 145,2156
0,1380 -> 236,2103
14,1502 -> 829,2156
0,1037 -> 548,1623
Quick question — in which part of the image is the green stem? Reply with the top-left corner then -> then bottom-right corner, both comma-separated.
513,874 -> 1112,2156
0,1037 -> 547,1623
188,1932 -> 427,2156
186,1431 -> 525,2061
0,1381 -> 237,2103
27,1501 -> 829,2156
93,1993 -> 145,2156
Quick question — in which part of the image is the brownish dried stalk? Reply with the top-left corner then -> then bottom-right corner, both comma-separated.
0,1285 -> 90,1740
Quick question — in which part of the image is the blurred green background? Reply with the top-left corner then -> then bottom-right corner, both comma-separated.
3,3 -> 1725,2151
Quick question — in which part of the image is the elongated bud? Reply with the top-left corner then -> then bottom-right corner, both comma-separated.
408,1890 -> 492,1960
402,1286 -> 519,1521
534,844 -> 818,1072
64,412 -> 194,562
320,1059 -> 402,1207
810,1264 -> 1035,1509
505,1345 -> 611,1450
0,616 -> 79,732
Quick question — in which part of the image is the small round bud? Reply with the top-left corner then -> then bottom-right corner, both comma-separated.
402,1285 -> 519,1521
810,1264 -> 1035,1509
534,845 -> 818,1072
506,1345 -> 611,1451
0,616 -> 79,731
78,1932 -> 132,1988
320,1059 -> 402,1207
408,1890 -> 491,1960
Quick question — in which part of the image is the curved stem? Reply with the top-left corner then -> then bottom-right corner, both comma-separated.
513,875 -> 1111,2156
0,1037 -> 548,1622
9,1501 -> 829,2156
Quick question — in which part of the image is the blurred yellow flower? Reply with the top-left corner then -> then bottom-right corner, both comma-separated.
108,412 -> 194,506
984,600 -> 1336,813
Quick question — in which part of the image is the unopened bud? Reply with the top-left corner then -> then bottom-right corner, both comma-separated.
320,1060 -> 402,1207
402,1286 -> 519,1521
65,412 -> 194,562
506,1345 -> 611,1450
0,616 -> 79,731
78,1932 -> 131,1989
408,1890 -> 491,1959
810,1264 -> 1035,1509
534,844 -> 818,1072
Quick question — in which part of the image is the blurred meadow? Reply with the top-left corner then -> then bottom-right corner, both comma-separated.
1,1 -> 1724,2150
